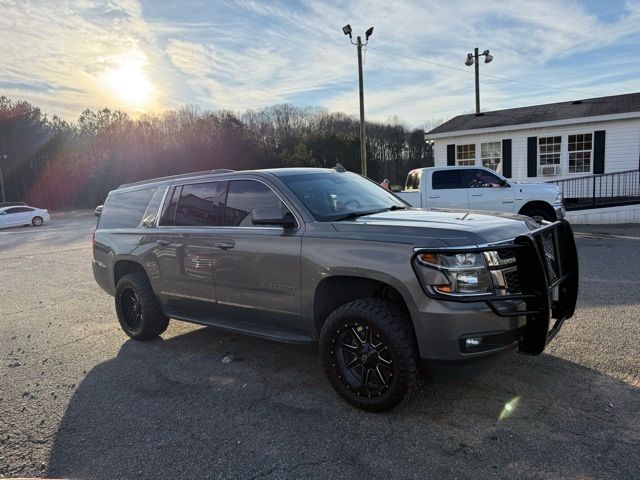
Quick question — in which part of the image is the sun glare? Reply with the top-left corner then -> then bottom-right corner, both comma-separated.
104,58 -> 154,108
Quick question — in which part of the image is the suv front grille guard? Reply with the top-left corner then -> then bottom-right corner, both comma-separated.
413,219 -> 579,355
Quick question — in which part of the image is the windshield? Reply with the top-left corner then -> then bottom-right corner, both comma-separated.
278,171 -> 407,221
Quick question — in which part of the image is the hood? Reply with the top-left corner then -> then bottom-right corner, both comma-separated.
511,181 -> 560,193
332,208 -> 539,246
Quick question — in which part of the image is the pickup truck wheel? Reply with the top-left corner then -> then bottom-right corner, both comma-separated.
523,207 -> 554,223
319,298 -> 418,412
115,272 -> 169,340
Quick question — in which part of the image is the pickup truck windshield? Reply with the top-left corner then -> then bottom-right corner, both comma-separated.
279,171 -> 407,222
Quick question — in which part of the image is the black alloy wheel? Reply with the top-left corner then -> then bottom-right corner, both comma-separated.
332,323 -> 394,398
119,287 -> 144,331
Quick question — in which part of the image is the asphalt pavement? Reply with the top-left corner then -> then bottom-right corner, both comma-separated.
0,212 -> 638,479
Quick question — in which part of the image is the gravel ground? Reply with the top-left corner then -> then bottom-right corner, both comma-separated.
0,212 -> 638,480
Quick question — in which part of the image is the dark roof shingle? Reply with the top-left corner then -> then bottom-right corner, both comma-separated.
428,92 -> 640,135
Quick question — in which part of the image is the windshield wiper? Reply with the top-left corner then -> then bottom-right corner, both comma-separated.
333,205 -> 406,221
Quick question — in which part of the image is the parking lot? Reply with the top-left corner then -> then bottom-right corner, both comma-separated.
1,212 -> 639,480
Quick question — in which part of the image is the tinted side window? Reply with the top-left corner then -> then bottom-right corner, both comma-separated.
465,169 -> 503,188
225,180 -> 287,227
159,186 -> 182,226
432,170 -> 464,189
100,187 -> 157,229
174,182 -> 226,227
4,208 -> 20,214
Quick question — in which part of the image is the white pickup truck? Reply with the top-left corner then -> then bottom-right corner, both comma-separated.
395,166 -> 565,222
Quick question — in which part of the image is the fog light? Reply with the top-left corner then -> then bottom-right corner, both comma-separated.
465,337 -> 482,347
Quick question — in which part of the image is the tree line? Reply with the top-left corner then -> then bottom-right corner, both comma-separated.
0,96 -> 435,209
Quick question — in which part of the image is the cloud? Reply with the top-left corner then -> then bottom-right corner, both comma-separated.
2,0 -> 640,125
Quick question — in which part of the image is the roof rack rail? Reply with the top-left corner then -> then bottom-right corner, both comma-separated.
118,169 -> 235,189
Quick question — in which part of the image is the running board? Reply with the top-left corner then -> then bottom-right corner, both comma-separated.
163,308 -> 315,344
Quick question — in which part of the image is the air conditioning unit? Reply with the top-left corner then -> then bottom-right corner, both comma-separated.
539,165 -> 561,176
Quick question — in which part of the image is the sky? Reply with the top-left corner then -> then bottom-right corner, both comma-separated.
1,0 -> 640,127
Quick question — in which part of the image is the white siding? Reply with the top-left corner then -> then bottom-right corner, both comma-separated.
433,118 -> 640,181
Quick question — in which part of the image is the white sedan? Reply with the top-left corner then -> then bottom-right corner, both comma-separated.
0,205 -> 50,229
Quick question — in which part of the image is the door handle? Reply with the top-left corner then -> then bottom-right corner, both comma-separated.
156,239 -> 171,246
428,195 -> 440,198
214,241 -> 235,250
471,193 -> 483,196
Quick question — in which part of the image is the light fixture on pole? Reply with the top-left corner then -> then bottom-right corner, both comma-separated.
465,48 -> 493,114
343,23 -> 374,177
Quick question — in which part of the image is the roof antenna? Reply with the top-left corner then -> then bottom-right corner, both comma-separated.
333,163 -> 346,172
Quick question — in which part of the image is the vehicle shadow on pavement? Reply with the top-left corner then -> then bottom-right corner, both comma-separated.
48,326 -> 639,480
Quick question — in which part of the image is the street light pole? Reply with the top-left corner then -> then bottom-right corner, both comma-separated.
356,35 -> 367,177
343,24 -> 374,177
465,48 -> 493,115
474,47 -> 480,115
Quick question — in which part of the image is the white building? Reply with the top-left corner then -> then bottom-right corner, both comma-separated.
426,92 -> 640,181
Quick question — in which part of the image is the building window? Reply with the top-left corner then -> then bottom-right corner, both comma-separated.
538,136 -> 561,175
481,142 -> 501,171
456,144 -> 475,166
568,133 -> 592,174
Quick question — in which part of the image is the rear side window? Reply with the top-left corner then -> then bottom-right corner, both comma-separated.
174,181 -> 226,227
140,187 -> 167,227
225,180 -> 287,227
99,187 -> 157,229
432,170 -> 464,190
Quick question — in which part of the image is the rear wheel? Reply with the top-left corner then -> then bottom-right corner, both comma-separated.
32,216 -> 43,226
319,298 -> 418,412
115,272 -> 169,340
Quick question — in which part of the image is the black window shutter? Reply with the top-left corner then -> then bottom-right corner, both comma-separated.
446,144 -> 455,166
502,139 -> 512,178
593,130 -> 606,174
527,137 -> 537,177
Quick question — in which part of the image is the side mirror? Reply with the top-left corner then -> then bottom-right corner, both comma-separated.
499,179 -> 509,187
252,208 -> 296,229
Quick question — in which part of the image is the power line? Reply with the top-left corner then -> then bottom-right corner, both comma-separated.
366,46 -> 597,96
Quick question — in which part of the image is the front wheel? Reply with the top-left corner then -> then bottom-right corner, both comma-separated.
523,207 -> 555,223
319,298 -> 418,412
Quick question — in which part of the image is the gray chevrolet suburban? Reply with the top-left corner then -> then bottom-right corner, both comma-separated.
92,167 -> 578,411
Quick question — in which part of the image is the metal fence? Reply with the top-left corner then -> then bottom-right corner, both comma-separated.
547,169 -> 640,210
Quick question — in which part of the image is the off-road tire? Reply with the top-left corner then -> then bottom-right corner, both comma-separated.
115,272 -> 169,340
319,298 -> 418,412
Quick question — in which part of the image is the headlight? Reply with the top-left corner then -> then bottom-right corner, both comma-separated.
415,250 -> 519,296
416,252 -> 494,295
554,192 -> 563,205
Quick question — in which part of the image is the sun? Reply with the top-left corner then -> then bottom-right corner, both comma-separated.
104,57 -> 154,107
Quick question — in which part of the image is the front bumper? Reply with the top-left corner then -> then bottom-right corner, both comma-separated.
411,219 -> 579,362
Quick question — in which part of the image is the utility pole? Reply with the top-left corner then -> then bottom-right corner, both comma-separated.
465,48 -> 493,115
343,24 -> 374,177
0,154 -> 6,203
356,36 -> 367,177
